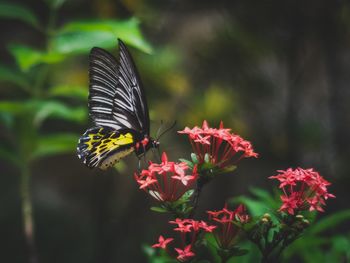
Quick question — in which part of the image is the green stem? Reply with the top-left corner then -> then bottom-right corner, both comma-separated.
33,5 -> 58,97
188,181 -> 202,218
20,166 -> 38,263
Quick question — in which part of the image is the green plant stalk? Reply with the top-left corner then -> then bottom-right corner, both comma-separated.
18,6 -> 60,263
192,184 -> 202,213
20,165 -> 38,263
256,217 -> 305,263
188,179 -> 203,219
259,229 -> 284,263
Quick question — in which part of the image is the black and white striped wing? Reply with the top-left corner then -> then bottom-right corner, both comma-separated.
114,40 -> 150,134
89,47 -> 121,130
88,40 -> 150,134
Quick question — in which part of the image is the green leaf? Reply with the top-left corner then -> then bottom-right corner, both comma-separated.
32,101 -> 87,126
249,187 -> 278,208
178,158 -> 194,168
183,206 -> 193,214
231,196 -> 270,217
284,236 -> 329,258
142,244 -> 156,257
309,210 -> 350,235
32,133 -> 79,159
182,189 -> 194,200
48,85 -> 88,100
8,18 -> 151,71
0,100 -> 87,124
330,235 -> 350,254
0,2 -> 39,28
8,44 -> 64,71
172,189 -> 194,207
143,244 -> 176,263
0,63 -> 30,90
51,30 -> 117,55
217,246 -> 249,259
204,233 -> 221,262
216,165 -> 237,175
150,206 -> 168,213
191,153 -> 199,164
0,101 -> 27,114
51,18 -> 152,55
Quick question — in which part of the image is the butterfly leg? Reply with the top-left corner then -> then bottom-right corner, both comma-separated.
137,158 -> 142,173
157,147 -> 161,162
143,145 -> 147,164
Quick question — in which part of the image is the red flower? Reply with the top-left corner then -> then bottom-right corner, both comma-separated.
175,245 -> 195,262
269,168 -> 335,215
152,235 -> 174,249
134,152 -> 198,202
207,204 -> 249,249
178,120 -> 258,168
153,218 -> 216,262
279,194 -> 299,215
172,166 -> 198,186
169,218 -> 217,235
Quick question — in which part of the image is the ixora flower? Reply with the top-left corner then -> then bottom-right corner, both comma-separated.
134,152 -> 198,202
178,120 -> 258,169
175,245 -> 195,262
152,235 -> 174,249
152,218 -> 216,262
269,168 -> 335,215
207,204 -> 249,249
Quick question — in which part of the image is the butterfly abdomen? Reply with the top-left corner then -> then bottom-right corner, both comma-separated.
77,127 -> 136,169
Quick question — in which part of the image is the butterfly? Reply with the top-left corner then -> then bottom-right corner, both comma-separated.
77,39 -> 159,170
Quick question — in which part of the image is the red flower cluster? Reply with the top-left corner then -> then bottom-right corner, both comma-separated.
152,218 -> 216,262
269,168 -> 335,215
207,204 -> 249,249
178,120 -> 258,168
134,152 -> 198,202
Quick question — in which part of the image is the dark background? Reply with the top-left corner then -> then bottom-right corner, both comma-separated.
0,0 -> 349,262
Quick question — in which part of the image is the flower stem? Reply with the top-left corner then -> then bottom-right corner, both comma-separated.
189,181 -> 203,218
20,166 -> 38,263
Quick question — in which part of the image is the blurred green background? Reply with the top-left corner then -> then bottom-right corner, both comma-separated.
0,0 -> 349,262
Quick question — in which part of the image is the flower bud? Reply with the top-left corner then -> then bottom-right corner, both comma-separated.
261,217 -> 269,223
260,213 -> 272,226
263,213 -> 271,220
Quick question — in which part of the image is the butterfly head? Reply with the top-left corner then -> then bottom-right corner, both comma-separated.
151,138 -> 160,149
135,136 -> 159,156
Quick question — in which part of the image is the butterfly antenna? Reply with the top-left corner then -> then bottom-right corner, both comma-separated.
137,158 -> 142,173
156,120 -> 164,139
156,120 -> 177,141
143,145 -> 147,165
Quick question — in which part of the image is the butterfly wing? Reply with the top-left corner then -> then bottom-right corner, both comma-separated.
78,40 -> 150,169
88,47 -> 120,130
77,127 -> 136,169
88,39 -> 150,134
114,40 -> 150,135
